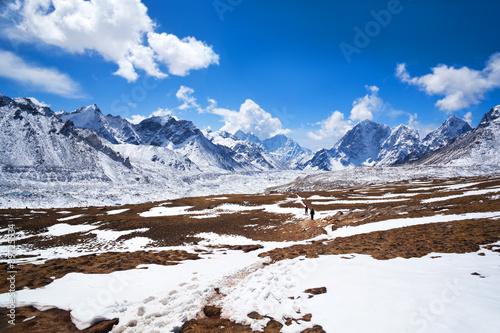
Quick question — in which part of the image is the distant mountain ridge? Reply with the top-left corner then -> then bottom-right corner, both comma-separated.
303,115 -> 474,171
412,106 -> 500,167
1,93 -> 498,183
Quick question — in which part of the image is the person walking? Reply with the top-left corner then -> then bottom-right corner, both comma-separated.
305,206 -> 308,214
310,208 -> 315,220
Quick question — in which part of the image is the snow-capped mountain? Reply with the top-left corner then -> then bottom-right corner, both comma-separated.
422,115 -> 472,152
0,95 -> 138,184
414,105 -> 500,167
376,124 -> 421,166
58,105 -> 250,172
58,104 -> 141,145
394,116 -> 473,165
204,130 -> 283,171
231,130 -> 312,169
261,134 -> 313,168
134,116 -> 239,172
303,115 -> 476,171
304,120 -> 393,170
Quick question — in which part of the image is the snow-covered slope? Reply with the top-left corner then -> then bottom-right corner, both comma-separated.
231,131 -> 313,169
304,116 -> 474,171
58,104 -> 141,145
414,106 -> 500,167
304,120 -> 392,170
204,130 -> 284,171
138,117 -> 241,172
376,124 -> 421,166
423,116 -> 472,151
0,95 -> 128,183
59,107 -> 242,172
261,134 -> 313,168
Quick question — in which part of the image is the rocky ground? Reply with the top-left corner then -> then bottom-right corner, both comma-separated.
1,174 -> 500,332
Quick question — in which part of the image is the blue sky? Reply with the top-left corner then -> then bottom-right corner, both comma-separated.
1,0 -> 500,150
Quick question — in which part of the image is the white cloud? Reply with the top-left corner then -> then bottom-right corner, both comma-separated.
307,111 -> 352,141
126,114 -> 146,124
0,49 -> 82,97
26,97 -> 50,107
150,107 -> 173,118
463,111 -> 473,125
213,99 -> 290,140
406,113 -> 436,138
308,85 -> 386,141
127,107 -> 174,125
176,85 -> 200,111
148,32 -> 219,77
350,85 -> 383,122
3,0 -> 219,82
396,53 -> 500,113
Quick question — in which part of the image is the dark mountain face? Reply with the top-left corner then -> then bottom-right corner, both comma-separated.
149,117 -> 202,147
332,120 -> 392,166
478,106 -> 500,128
58,104 -> 141,145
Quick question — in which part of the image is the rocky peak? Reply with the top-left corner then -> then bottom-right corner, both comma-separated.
478,105 -> 500,128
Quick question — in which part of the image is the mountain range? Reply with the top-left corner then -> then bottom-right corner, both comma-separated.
1,93 -> 499,192
303,115 -> 474,171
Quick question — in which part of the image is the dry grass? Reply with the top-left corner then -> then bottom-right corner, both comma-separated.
1,174 -> 500,332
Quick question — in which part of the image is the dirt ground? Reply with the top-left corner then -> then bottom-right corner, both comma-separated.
1,174 -> 499,332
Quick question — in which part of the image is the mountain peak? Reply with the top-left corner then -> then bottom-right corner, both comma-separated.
73,104 -> 101,114
234,130 -> 261,144
478,105 -> 500,128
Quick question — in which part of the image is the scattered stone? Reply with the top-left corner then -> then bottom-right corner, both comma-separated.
247,311 -> 264,320
204,306 -> 221,319
304,287 -> 327,295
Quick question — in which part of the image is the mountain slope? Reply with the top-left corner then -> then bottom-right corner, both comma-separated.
413,106 -> 500,167
0,96 -> 134,184
376,125 -> 421,166
204,130 -> 283,171
58,105 -> 141,145
261,134 -> 313,168
137,117 -> 240,172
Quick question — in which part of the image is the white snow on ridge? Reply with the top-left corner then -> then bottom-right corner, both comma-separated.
44,223 -> 98,237
90,228 -> 149,241
106,208 -> 130,215
3,249 -> 266,331
322,211 -> 500,239
220,250 -> 500,332
312,198 -> 410,205
422,187 -> 500,203
57,214 -> 85,221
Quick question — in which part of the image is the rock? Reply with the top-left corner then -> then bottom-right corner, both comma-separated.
304,287 -> 327,295
203,306 -> 221,319
247,311 -> 264,320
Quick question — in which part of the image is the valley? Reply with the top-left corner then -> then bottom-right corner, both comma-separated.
1,174 -> 499,332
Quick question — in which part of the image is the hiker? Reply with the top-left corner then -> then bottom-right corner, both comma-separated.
305,206 -> 308,214
310,208 -> 315,220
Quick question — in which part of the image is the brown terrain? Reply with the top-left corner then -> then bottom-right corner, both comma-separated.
1,174 -> 499,332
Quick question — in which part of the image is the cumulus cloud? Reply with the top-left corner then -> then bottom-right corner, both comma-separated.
0,49 -> 82,97
350,85 -> 383,122
213,99 -> 290,140
148,32 -> 219,77
307,111 -> 351,141
127,107 -> 173,125
308,85 -> 385,141
176,85 -> 200,111
396,53 -> 500,113
406,112 -> 436,137
3,0 -> 219,82
463,111 -> 473,125
126,114 -> 146,124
